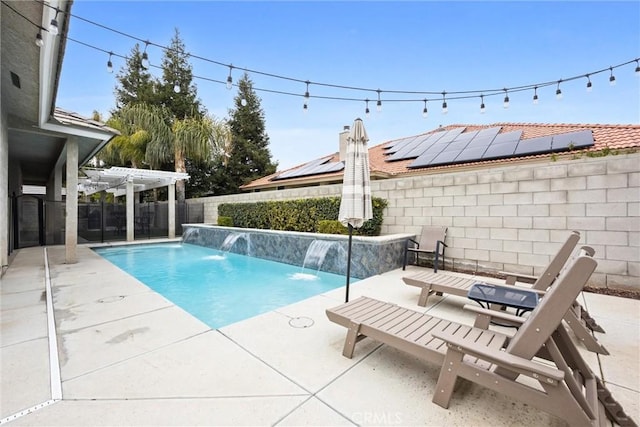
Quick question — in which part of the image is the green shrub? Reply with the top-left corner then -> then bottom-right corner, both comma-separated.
217,216 -> 233,227
317,220 -> 349,235
218,196 -> 388,236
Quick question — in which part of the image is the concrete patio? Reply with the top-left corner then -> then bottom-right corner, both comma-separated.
1,244 -> 638,426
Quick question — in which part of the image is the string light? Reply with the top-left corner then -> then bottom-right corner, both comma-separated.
226,65 -> 233,90
304,80 -> 310,108
479,95 -> 485,114
441,92 -> 448,114
106,52 -> 113,73
364,99 -> 370,117
532,86 -> 539,104
141,41 -> 150,70
609,67 -> 616,86
35,29 -> 44,47
422,99 -> 428,118
503,89 -> 509,109
49,7 -> 59,35
585,75 -> 592,92
376,89 -> 382,112
556,80 -> 563,100
11,1 -> 638,116
303,102 -> 308,113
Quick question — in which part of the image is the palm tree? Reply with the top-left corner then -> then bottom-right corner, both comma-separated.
114,103 -> 230,202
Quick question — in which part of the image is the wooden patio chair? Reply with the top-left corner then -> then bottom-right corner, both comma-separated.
402,231 -> 607,354
325,255 -> 635,426
402,226 -> 448,273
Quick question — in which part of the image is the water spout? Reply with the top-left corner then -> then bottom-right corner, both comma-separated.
302,240 -> 347,273
182,228 -> 199,244
220,232 -> 251,255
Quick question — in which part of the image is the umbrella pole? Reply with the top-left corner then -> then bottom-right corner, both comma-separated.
345,224 -> 353,302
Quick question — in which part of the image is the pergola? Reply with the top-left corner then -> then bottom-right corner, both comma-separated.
79,167 -> 190,240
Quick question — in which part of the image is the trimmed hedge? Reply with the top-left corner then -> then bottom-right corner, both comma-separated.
218,197 -> 388,236
217,216 -> 233,227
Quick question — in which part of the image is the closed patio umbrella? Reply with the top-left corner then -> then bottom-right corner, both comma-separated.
338,118 -> 373,302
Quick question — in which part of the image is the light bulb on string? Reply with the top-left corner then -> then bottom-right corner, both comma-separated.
503,89 -> 510,109
609,67 -> 616,86
376,89 -> 382,112
141,42 -> 150,70
35,30 -> 44,47
365,99 -> 370,117
304,81 -> 310,107
226,65 -> 233,90
173,82 -> 181,93
533,86 -> 539,104
303,102 -> 308,113
422,99 -> 428,118
556,80 -> 563,100
586,75 -> 592,92
106,52 -> 113,73
441,92 -> 448,114
635,60 -> 640,75
49,8 -> 59,36
479,95 -> 485,114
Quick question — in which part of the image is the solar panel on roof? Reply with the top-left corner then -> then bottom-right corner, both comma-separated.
390,133 -> 442,161
492,130 -> 522,144
482,140 -> 518,160
514,136 -> 553,156
454,146 -> 489,163
272,157 -> 344,181
384,136 -> 417,154
551,130 -> 594,151
430,150 -> 464,166
386,135 -> 431,160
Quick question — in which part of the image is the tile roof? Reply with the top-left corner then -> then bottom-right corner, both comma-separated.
242,122 -> 640,190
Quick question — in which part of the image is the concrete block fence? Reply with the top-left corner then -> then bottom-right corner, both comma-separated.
188,152 -> 640,290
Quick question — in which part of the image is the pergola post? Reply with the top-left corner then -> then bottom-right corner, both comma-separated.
126,176 -> 134,242
168,180 -> 176,239
65,137 -> 78,263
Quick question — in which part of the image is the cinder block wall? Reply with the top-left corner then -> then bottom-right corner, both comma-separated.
188,152 -> 639,290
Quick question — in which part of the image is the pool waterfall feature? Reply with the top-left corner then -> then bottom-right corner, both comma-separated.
181,225 -> 410,279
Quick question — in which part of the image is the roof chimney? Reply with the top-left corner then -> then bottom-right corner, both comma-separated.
339,125 -> 350,161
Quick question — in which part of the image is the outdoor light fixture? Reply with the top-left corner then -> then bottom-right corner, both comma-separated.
226,65 -> 233,90
365,99 -> 370,117
556,80 -> 563,100
303,102 -> 308,113
140,41 -> 150,70
441,92 -> 448,114
586,75 -> 592,92
376,89 -> 382,112
173,82 -> 181,93
635,60 -> 640,75
479,95 -> 485,114
49,8 -> 59,36
35,30 -> 44,47
422,99 -> 428,118
609,67 -> 616,86
107,52 -> 113,73
304,81 -> 310,105
503,89 -> 509,109
533,86 -> 539,104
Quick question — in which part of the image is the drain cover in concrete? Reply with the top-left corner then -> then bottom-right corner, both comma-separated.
289,316 -> 314,328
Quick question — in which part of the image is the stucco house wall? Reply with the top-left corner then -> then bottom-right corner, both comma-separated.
188,151 -> 639,290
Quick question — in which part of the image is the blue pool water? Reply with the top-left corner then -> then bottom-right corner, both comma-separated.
94,243 -> 354,328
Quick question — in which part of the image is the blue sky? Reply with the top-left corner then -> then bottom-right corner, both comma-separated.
57,1 -> 640,170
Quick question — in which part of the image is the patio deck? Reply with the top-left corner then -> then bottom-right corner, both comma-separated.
1,245 -> 638,426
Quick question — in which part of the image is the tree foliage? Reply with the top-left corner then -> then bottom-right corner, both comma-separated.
213,73 -> 277,194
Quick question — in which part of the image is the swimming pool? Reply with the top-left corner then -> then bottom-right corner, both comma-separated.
94,243 -> 354,328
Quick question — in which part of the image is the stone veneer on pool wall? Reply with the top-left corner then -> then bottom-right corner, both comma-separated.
181,224 -> 410,279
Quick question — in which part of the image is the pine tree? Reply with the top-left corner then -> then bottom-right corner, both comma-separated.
156,28 -> 203,120
220,73 -> 278,194
113,43 -> 157,111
